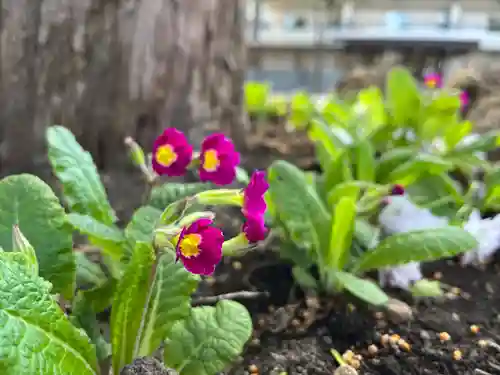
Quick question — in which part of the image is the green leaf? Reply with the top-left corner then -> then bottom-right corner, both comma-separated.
125,206 -> 162,244
268,160 -> 330,255
163,300 -> 252,375
0,174 -> 75,299
292,266 -> 318,290
289,92 -> 314,129
444,120 -> 472,150
70,291 -> 111,361
68,213 -> 126,260
386,67 -> 421,126
354,139 -> 376,182
327,181 -> 381,207
136,251 -> 199,356
452,131 -> 500,154
46,125 -> 115,224
322,150 -> 353,195
0,254 -> 98,374
244,81 -> 270,112
376,147 -> 417,183
111,242 -> 155,374
354,227 -> 478,272
149,183 -> 212,210
308,118 -> 350,160
410,279 -> 444,298
333,271 -> 389,306
75,252 -> 107,287
388,154 -> 453,186
356,86 -> 387,134
327,196 -> 357,269
81,278 -> 117,314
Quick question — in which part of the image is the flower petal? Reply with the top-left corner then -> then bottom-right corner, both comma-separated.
243,214 -> 267,243
181,225 -> 223,275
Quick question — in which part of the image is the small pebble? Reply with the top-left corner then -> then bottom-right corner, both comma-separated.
452,349 -> 462,361
232,261 -> 242,270
368,344 -> 378,356
248,364 -> 259,374
470,325 -> 480,335
439,332 -> 451,342
386,298 -> 413,324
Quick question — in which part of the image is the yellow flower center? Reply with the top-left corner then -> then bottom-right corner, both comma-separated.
178,233 -> 202,258
203,149 -> 220,172
426,80 -> 436,88
156,144 -> 178,167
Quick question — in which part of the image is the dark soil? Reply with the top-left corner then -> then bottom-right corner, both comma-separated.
214,255 -> 500,375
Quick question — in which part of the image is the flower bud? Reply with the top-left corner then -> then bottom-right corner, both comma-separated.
222,233 -> 251,256
177,211 -> 215,228
12,225 -> 38,275
154,226 -> 181,251
160,198 -> 193,224
125,137 -> 146,168
194,189 -> 243,206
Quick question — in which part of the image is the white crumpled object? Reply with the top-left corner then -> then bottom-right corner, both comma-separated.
461,209 -> 500,266
378,195 -> 449,290
378,196 -> 500,290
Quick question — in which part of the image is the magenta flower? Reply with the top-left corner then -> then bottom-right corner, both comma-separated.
242,214 -> 267,243
242,170 -> 269,217
424,73 -> 442,89
152,128 -> 193,176
175,218 -> 224,276
199,133 -> 240,186
460,90 -> 470,109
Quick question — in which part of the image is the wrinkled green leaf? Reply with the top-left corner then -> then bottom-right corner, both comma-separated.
111,242 -> 155,374
149,183 -> 212,210
75,252 -> 107,288
354,227 -> 477,272
68,213 -> 125,260
163,300 -> 252,375
125,206 -> 162,244
0,254 -> 98,374
46,125 -> 115,224
0,174 -> 74,299
452,131 -> 500,154
289,92 -> 314,129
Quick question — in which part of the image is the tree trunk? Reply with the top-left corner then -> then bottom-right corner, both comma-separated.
0,0 -> 247,175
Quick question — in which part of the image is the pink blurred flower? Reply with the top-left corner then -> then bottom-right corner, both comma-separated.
175,218 -> 223,275
199,133 -> 240,186
460,90 -> 470,109
152,128 -> 193,176
424,73 -> 442,89
242,214 -> 268,243
242,171 -> 269,217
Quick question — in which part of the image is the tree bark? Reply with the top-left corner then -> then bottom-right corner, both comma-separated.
0,0 -> 246,174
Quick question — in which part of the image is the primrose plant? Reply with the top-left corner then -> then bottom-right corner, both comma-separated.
265,159 -> 478,306
0,125 -> 266,375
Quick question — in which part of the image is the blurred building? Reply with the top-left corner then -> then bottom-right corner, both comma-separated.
246,0 -> 500,93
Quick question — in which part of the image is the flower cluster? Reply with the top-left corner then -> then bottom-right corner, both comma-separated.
152,128 -> 240,185
152,128 -> 269,276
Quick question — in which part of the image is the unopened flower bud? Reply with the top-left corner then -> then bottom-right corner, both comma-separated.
125,137 -> 146,168
194,189 -> 243,206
